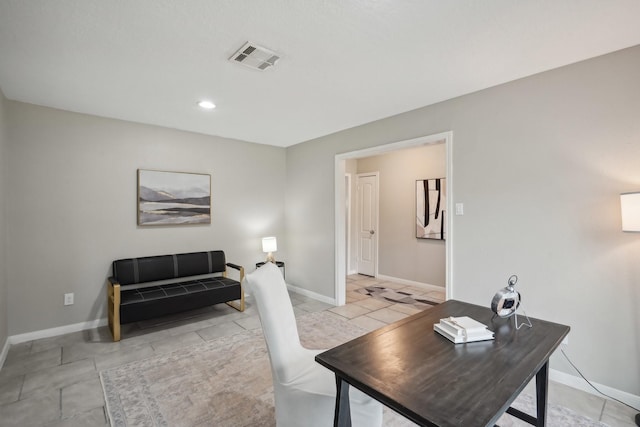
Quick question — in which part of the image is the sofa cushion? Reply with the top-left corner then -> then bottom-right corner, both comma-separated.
119,276 -> 241,324
112,250 -> 226,285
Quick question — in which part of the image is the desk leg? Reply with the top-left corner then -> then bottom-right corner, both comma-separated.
505,361 -> 549,426
535,361 -> 549,427
334,376 -> 352,427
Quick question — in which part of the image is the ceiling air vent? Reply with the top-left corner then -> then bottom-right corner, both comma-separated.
229,42 -> 281,71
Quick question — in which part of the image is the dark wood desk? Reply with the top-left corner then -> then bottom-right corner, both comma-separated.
316,300 -> 570,427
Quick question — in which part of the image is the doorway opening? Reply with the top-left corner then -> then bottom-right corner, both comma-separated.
334,131 -> 453,306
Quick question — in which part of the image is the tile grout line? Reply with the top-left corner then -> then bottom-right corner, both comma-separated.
58,387 -> 63,421
598,399 -> 607,423
16,373 -> 26,402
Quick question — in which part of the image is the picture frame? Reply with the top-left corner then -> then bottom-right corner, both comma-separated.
416,178 -> 446,240
137,169 -> 211,226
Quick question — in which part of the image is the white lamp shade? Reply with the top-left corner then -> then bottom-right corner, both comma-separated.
262,236 -> 278,253
620,192 -> 640,232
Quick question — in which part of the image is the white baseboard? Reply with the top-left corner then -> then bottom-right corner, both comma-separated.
376,274 -> 445,293
0,337 -> 9,370
550,368 -> 640,409
8,318 -> 108,345
286,283 -> 336,306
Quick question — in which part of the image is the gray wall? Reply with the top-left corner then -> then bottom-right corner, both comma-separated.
286,46 -> 640,395
6,101 -> 286,336
356,144 -> 446,286
0,89 -> 7,351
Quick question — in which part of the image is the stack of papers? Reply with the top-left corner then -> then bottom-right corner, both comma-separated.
434,316 -> 494,344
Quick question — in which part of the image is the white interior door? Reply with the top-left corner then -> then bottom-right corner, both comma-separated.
356,173 -> 378,276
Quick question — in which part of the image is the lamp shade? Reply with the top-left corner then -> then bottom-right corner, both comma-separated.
621,192 -> 640,232
262,236 -> 278,253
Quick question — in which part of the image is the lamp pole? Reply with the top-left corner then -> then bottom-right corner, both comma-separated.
620,192 -> 640,427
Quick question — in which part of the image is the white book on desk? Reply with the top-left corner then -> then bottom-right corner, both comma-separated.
434,317 -> 494,344
439,316 -> 488,335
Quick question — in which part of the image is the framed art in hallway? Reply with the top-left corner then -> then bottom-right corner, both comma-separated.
137,169 -> 211,225
416,178 -> 446,240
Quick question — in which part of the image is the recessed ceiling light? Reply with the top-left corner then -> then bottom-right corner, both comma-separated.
197,100 -> 216,110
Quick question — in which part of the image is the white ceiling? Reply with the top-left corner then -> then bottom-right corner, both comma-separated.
1,1 -> 639,147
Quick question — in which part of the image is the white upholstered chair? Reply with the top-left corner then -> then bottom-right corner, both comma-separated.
244,262 -> 383,427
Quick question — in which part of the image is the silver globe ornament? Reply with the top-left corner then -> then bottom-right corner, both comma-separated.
491,275 -> 521,318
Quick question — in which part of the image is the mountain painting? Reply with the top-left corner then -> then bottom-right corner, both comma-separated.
138,169 -> 211,225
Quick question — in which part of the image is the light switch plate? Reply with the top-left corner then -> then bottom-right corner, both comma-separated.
64,293 -> 74,306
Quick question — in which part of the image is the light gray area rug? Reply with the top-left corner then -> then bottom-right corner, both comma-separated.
100,311 -> 606,427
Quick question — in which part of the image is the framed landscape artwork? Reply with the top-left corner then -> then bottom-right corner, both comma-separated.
138,169 -> 211,226
416,178 -> 446,240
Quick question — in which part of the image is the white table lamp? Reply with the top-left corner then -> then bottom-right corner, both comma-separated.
262,236 -> 277,263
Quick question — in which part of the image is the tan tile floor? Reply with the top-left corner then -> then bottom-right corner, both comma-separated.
0,274 -> 636,426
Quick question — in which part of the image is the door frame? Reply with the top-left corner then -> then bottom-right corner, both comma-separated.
355,172 -> 379,277
345,173 -> 352,275
334,131 -> 453,306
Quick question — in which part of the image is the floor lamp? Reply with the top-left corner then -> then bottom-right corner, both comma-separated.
620,192 -> 640,427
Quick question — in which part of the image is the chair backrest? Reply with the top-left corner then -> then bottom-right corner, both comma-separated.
245,262 -> 305,384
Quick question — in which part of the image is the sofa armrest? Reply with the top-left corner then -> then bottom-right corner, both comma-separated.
225,263 -> 245,281
107,277 -> 121,341
224,262 -> 245,312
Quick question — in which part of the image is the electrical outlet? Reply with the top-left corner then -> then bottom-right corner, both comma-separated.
562,336 -> 569,345
64,293 -> 74,306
